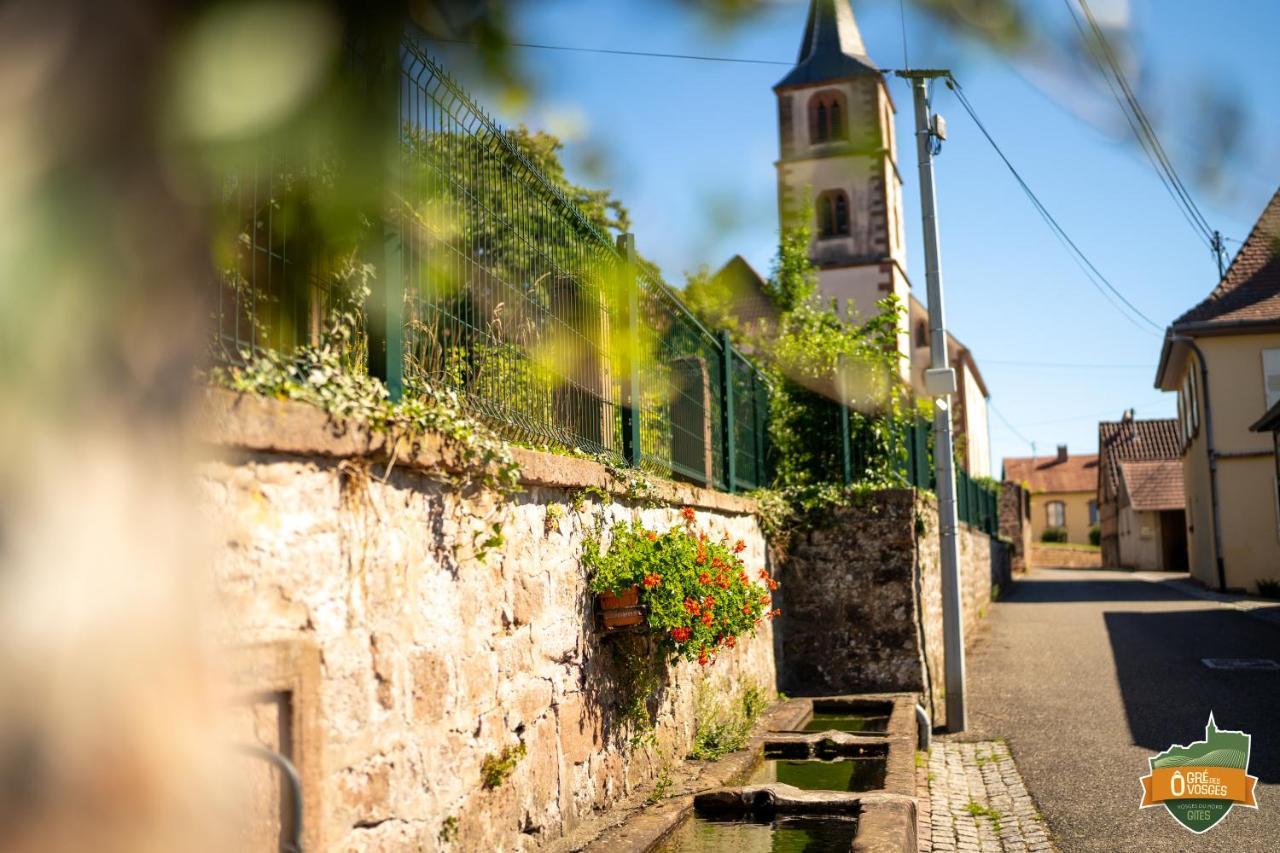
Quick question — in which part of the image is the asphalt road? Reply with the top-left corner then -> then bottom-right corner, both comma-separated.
961,567 -> 1280,852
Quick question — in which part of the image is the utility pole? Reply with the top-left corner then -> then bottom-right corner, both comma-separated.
896,69 -> 966,732
1211,230 -> 1226,280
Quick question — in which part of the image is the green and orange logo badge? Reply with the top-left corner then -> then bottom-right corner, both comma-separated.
1139,714 -> 1259,833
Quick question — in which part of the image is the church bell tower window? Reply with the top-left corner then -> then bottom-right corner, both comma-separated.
809,90 -> 848,144
817,190 -> 851,239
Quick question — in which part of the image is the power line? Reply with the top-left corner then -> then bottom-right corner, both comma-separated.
421,36 -> 791,67
982,359 -> 1154,369
1068,0 -> 1223,270
989,400 -> 1033,448
1008,398 -> 1169,428
899,0 -> 910,70
944,78 -> 1165,335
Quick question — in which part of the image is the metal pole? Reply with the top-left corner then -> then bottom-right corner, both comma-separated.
721,329 -> 737,492
901,70 -> 966,732
617,233 -> 642,467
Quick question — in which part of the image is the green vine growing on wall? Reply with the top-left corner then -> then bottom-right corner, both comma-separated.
214,344 -> 520,493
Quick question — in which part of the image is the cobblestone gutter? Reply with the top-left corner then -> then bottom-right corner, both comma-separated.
920,741 -> 1055,853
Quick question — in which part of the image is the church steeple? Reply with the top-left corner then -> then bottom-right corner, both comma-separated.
773,0 -> 911,376
776,0 -> 878,90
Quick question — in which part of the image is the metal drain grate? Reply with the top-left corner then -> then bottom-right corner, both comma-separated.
1202,658 -> 1280,670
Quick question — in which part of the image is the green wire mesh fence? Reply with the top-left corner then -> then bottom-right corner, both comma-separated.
209,33 -> 998,515
395,37 -> 771,490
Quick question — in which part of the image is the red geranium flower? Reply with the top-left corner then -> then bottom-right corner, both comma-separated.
643,573 -> 662,588
684,598 -> 701,616
702,611 -> 715,626
724,635 -> 736,648
671,626 -> 691,642
702,595 -> 716,610
681,506 -> 696,524
733,540 -> 746,554
699,572 -> 712,585
742,604 -> 753,616
698,647 -> 710,666
646,531 -> 658,541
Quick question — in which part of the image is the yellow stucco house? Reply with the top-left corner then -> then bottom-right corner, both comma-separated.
1154,189 -> 1280,593
1003,447 -> 1100,546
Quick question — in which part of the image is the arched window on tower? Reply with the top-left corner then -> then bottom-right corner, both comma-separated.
816,190 -> 851,239
809,90 -> 848,144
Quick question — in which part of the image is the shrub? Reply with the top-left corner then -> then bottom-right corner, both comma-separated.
1257,579 -> 1280,599
689,680 -> 768,761
585,509 -> 777,665
480,743 -> 525,789
1041,527 -> 1068,544
1089,525 -> 1101,546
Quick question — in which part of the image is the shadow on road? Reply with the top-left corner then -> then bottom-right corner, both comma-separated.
1001,575 -> 1189,604
1104,609 -> 1280,783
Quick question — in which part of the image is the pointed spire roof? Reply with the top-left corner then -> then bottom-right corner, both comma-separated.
775,0 -> 879,90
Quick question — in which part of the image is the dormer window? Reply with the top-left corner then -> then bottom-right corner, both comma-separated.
816,190 -> 850,239
809,90 -> 848,144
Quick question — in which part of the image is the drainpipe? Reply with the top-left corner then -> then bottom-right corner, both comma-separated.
1170,335 -> 1225,592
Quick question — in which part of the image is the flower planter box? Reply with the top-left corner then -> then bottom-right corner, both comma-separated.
595,586 -> 646,632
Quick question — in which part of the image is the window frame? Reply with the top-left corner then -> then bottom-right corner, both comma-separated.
815,189 -> 851,240
1046,500 -> 1066,529
808,89 -> 849,144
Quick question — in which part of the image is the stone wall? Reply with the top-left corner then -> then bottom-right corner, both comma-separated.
776,489 -> 1009,728
200,391 -> 776,852
999,481 -> 1032,573
1027,543 -> 1102,569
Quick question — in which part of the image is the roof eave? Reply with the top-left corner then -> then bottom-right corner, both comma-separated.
773,66 -> 884,94
1251,398 -> 1280,432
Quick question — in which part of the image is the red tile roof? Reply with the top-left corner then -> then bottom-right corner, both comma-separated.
1002,453 -> 1099,494
1173,189 -> 1280,328
1119,459 -> 1185,512
1097,418 -> 1181,498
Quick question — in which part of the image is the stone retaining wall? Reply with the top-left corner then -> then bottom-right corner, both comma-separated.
777,489 -> 1010,728
1028,543 -> 1102,569
201,391 -> 776,852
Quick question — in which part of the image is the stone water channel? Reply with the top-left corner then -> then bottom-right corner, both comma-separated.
579,694 -> 921,853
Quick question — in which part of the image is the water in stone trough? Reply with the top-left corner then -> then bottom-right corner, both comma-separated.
801,713 -> 889,734
746,756 -> 885,792
652,814 -> 859,852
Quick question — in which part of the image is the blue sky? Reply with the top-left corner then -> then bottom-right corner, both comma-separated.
431,0 -> 1280,472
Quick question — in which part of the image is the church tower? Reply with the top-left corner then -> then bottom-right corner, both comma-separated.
775,0 -> 910,371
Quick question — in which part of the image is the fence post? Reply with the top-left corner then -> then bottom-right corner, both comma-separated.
367,35 -> 404,403
720,331 -> 737,493
916,417 -> 930,487
837,357 -> 852,485
753,373 -> 767,488
617,233 -> 642,467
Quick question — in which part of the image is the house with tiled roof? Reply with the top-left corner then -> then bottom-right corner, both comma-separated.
1097,412 -> 1186,569
1154,188 -> 1280,592
1002,446 -> 1099,546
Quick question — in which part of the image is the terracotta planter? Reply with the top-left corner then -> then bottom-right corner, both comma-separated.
595,586 -> 645,631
